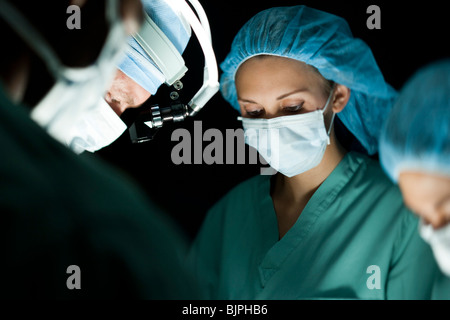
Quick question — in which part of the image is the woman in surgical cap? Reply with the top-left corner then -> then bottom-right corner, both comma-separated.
379,60 -> 450,294
189,5 -> 440,299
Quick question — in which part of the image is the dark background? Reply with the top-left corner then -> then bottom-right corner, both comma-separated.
95,0 -> 449,241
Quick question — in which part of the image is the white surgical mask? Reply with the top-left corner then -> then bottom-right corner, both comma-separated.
67,98 -> 127,154
419,219 -> 450,277
240,89 -> 335,177
0,0 -> 127,151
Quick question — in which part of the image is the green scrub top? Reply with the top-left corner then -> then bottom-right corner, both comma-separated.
0,86 -> 199,299
189,152 -> 443,299
433,272 -> 450,299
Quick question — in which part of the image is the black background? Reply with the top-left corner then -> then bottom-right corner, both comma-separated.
95,0 -> 449,241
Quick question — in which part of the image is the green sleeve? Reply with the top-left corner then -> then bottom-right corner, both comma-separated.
386,208 -> 440,299
432,272 -> 450,299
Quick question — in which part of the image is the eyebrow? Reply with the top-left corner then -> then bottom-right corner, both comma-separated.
237,88 -> 308,104
237,98 -> 258,104
276,88 -> 309,100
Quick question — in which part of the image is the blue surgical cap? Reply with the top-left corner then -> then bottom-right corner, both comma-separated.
379,59 -> 450,182
118,0 -> 191,94
220,5 -> 397,155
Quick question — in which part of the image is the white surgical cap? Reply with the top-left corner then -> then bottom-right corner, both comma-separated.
118,0 -> 191,94
220,5 -> 397,155
379,59 -> 450,182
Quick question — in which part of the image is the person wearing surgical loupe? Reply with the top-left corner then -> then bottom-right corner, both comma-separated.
0,0 -> 201,299
108,0 -> 192,116
379,59 -> 450,297
67,0 -> 219,154
67,0 -> 192,154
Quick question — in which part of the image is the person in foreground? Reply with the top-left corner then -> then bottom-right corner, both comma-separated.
0,0 -> 199,298
379,59 -> 450,299
188,5 -> 440,299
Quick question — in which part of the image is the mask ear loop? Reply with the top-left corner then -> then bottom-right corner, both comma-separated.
322,83 -> 337,144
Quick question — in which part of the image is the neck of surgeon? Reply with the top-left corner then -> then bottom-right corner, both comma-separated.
271,124 -> 347,240
274,126 -> 347,202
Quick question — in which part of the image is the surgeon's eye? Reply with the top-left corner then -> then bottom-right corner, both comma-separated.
245,109 -> 264,117
283,103 -> 304,114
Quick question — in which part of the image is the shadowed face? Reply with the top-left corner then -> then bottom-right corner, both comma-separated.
75,0 -> 148,117
1,0 -> 144,105
105,69 -> 152,116
399,171 -> 450,229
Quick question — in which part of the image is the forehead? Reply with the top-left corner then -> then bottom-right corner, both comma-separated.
236,56 -> 314,80
398,171 -> 450,204
235,56 -> 323,96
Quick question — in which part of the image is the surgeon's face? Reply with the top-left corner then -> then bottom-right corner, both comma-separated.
103,0 -> 151,117
105,69 -> 152,116
398,171 -> 450,229
235,55 -> 343,119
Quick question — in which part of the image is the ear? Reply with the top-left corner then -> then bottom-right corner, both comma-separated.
331,84 -> 351,114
